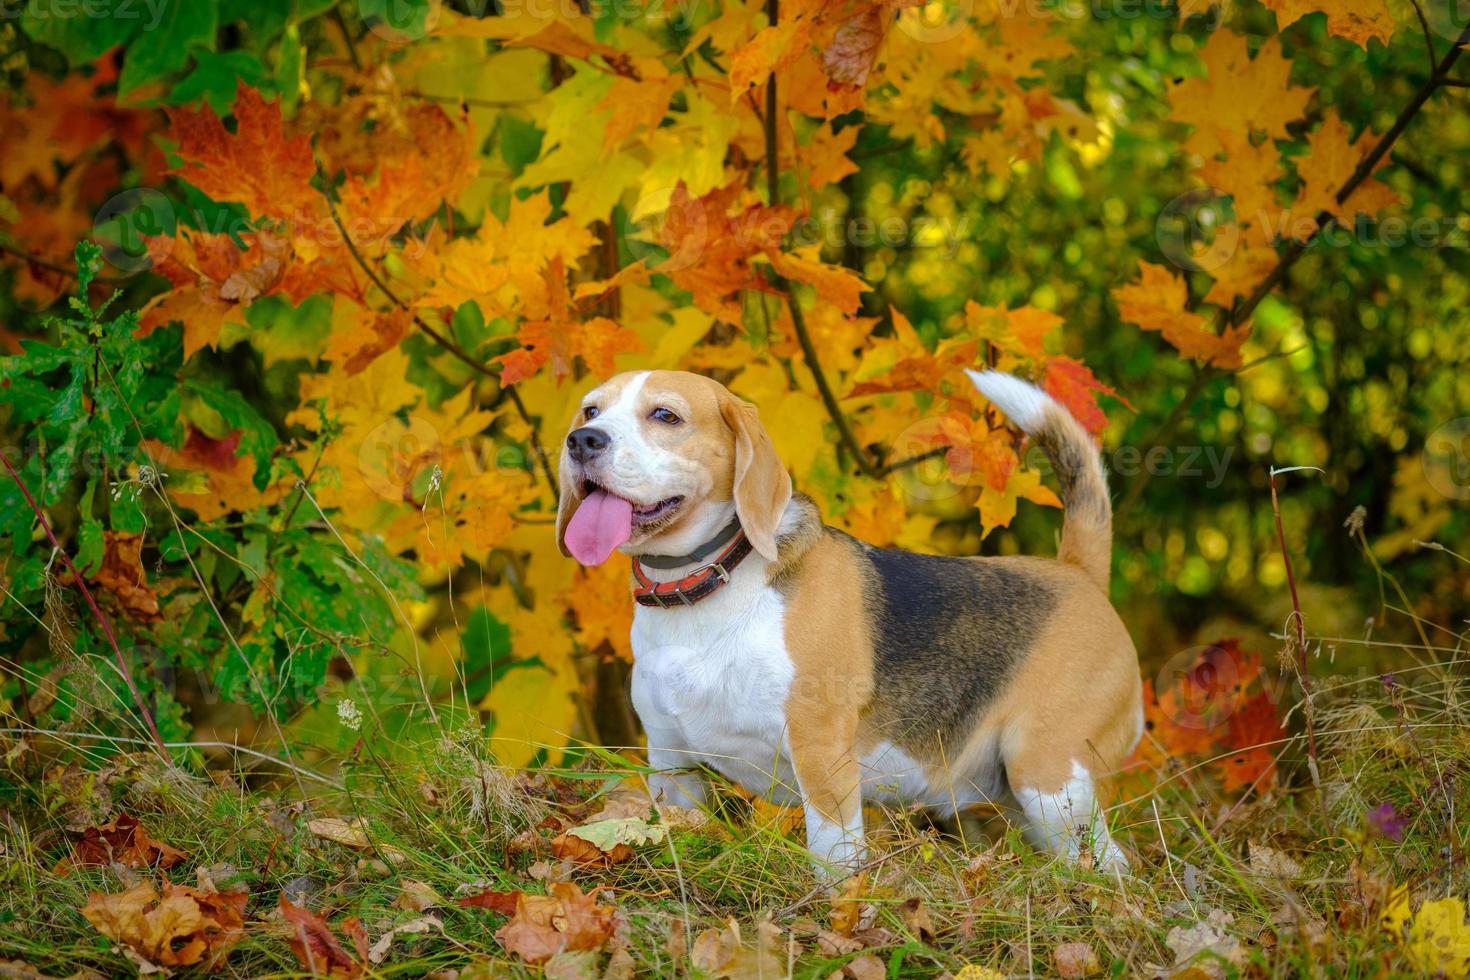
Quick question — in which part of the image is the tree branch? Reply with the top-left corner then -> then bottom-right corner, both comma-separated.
1116,28 -> 1470,518
312,155 -> 560,502
0,241 -> 130,285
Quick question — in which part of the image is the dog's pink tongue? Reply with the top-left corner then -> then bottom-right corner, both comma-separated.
565,489 -> 634,565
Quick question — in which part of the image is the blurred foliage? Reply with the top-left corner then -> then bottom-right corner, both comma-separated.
0,0 -> 1466,765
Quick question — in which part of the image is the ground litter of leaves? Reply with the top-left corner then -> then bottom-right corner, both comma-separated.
3,659 -> 1468,980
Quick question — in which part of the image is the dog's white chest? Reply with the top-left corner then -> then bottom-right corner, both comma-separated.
630,580 -> 801,800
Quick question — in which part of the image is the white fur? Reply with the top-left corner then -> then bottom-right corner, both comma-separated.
1013,760 -> 1127,870
632,503 -> 1020,877
966,369 -> 1054,434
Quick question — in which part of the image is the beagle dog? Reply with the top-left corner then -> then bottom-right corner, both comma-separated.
556,368 -> 1143,876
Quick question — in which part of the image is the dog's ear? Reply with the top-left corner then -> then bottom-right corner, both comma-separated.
555,418 -> 581,559
720,392 -> 792,562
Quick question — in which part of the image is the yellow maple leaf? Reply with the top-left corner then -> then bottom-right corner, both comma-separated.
1385,892 -> 1470,979
415,235 -> 511,314
965,302 -> 1062,358
560,563 -> 634,662
1169,33 -> 1314,161
1259,0 -> 1397,49
769,245 -> 869,316
1290,110 -> 1401,239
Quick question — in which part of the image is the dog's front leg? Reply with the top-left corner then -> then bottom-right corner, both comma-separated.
645,743 -> 708,810
787,714 -> 865,880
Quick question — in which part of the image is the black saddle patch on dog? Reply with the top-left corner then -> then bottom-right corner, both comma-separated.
858,542 -> 1057,752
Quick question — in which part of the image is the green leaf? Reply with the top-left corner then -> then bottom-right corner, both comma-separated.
460,608 -> 520,704
358,0 -> 434,41
276,24 -> 305,115
22,0 -> 142,65
220,0 -> 292,45
118,0 -> 218,94
74,241 -> 103,298
168,50 -> 271,115
498,116 -> 545,177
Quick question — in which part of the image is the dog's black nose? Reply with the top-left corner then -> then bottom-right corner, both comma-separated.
566,426 -> 610,463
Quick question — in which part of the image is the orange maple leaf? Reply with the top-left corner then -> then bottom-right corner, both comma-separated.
1219,690 -> 1286,792
1043,356 -> 1130,436
823,4 -> 889,89
1113,262 -> 1249,369
495,260 -> 643,386
165,81 -> 319,222
137,228 -> 293,357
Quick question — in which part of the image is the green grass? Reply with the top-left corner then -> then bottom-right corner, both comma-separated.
2,646 -> 1467,979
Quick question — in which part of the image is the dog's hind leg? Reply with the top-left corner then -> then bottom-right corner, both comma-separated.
1005,757 -> 1127,870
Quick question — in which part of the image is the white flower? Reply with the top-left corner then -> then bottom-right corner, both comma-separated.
336,699 -> 362,731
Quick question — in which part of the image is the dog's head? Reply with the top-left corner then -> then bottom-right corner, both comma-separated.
556,370 -> 792,566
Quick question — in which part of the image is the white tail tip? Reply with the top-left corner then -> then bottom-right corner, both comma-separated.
965,369 -> 1053,434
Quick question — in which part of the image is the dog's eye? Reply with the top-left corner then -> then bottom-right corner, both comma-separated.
650,407 -> 682,425
583,406 -> 600,421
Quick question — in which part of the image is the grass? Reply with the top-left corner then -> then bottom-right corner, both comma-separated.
2,636 -> 1468,980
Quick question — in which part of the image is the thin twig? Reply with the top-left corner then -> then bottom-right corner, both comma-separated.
776,833 -> 935,916
0,241 -> 130,285
759,0 -> 887,481
0,452 -> 169,759
1268,466 -> 1324,815
1408,0 -> 1438,66
311,152 -> 560,502
0,728 -> 344,789
407,90 -> 543,108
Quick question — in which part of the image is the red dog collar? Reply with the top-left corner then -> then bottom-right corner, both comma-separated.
632,529 -> 754,608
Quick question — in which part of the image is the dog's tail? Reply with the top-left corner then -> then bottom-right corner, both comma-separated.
965,369 -> 1112,591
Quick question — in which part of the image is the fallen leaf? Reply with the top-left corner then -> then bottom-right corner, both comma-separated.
567,816 -> 668,851
457,889 -> 522,915
82,881 -> 245,971
58,813 -> 185,874
306,816 -> 406,863
691,918 -> 784,978
279,894 -> 366,978
1160,910 -> 1244,979
394,879 -> 446,912
1248,842 -> 1303,879
551,831 -> 632,866
367,915 -> 442,965
1055,941 -> 1101,978
495,883 -> 615,965
1387,893 -> 1470,978
828,872 -> 869,937
899,897 -> 936,941
839,953 -> 887,980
